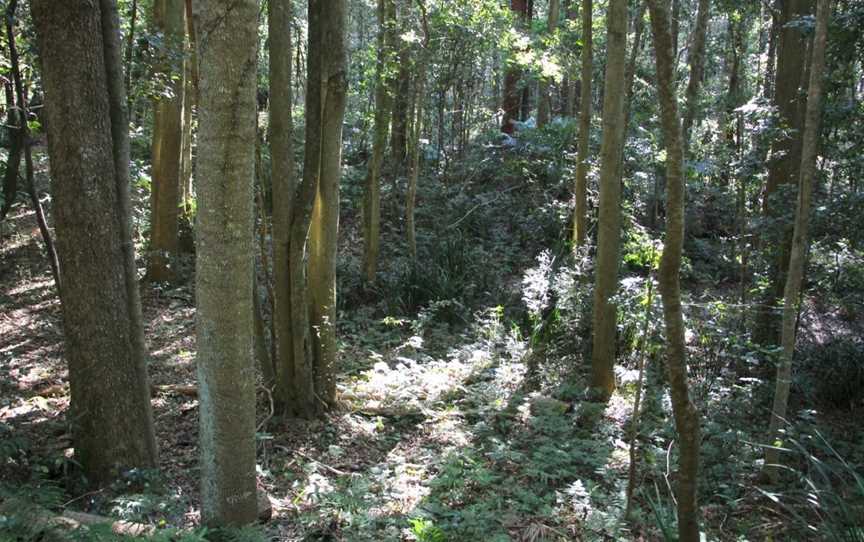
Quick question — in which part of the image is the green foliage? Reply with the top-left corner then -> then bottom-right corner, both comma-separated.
409,517 -> 447,542
798,338 -> 864,410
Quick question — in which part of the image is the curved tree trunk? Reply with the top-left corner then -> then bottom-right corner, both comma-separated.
191,0 -> 259,526
589,0 -> 628,399
32,0 -> 158,486
572,0 -> 592,248
765,0 -> 830,481
647,1 -> 701,538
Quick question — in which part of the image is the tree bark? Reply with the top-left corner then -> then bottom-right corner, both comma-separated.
755,0 -> 814,345
147,0 -> 186,282
680,0 -> 711,155
501,0 -> 529,134
572,0 -> 592,248
362,0 -> 396,282
32,0 -> 158,486
191,0 -> 259,526
647,1 -> 701,538
765,0 -> 830,481
536,0 -> 560,128
308,0 -> 348,410
589,0 -> 628,399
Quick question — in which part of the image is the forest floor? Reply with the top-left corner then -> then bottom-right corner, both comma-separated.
2,151 -> 863,541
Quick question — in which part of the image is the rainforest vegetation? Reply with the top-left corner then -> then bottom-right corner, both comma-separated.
0,0 -> 862,540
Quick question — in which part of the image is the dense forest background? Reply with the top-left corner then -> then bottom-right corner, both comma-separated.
0,0 -> 862,540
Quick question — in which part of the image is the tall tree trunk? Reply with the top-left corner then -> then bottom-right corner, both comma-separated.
308,0 -> 348,411
179,0 -> 198,214
680,0 -> 711,154
362,0 -> 396,283
32,0 -> 158,486
765,0 -> 830,480
536,0 -> 560,128
501,0 -> 529,134
755,0 -> 814,345
191,0 -> 259,526
0,64 -> 22,221
572,0 -> 592,248
589,0 -> 628,399
147,0 -> 185,282
124,0 -> 138,112
271,0 -> 317,417
647,1 -> 701,538
390,7 -> 412,167
406,60 -> 427,261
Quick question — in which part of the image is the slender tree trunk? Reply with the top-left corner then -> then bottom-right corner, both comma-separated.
179,0 -> 197,214
589,0 -> 628,399
572,0 -> 592,247
191,0 -> 259,526
765,0 -> 830,480
537,0 -> 560,128
680,0 -> 711,155
147,0 -> 185,282
390,8 -> 412,167
308,0 -> 348,411
124,0 -> 138,112
6,1 -> 61,288
406,61 -> 426,261
0,73 -> 22,221
32,0 -> 158,486
362,0 -> 396,283
647,2 -> 701,538
755,0 -> 814,345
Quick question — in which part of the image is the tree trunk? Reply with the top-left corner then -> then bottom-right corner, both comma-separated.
191,0 -> 259,526
179,0 -> 198,214
680,0 -> 711,155
589,0 -> 628,399
501,0 -> 529,134
647,1 -> 701,538
124,0 -> 138,112
765,0 -> 830,480
308,0 -> 348,411
32,0 -> 158,486
0,80 -> 22,221
572,0 -> 592,248
755,0 -> 814,345
406,60 -> 426,261
536,0 -> 560,128
362,0 -> 396,283
147,0 -> 185,282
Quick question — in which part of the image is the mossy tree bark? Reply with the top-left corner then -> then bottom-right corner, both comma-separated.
308,0 -> 348,411
647,1 -> 701,538
362,0 -> 397,283
147,0 -> 186,282
32,0 -> 158,486
191,0 -> 259,526
765,0 -> 830,481
589,0 -> 628,399
572,0 -> 592,248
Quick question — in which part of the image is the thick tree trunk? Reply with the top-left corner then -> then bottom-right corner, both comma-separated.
147,0 -> 185,282
308,0 -> 348,410
536,0 -> 560,128
765,0 -> 830,480
647,1 -> 701,539
362,0 -> 396,283
32,0 -> 158,486
191,0 -> 259,526
589,0 -> 628,399
755,0 -> 814,345
680,0 -> 711,155
572,0 -> 592,248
